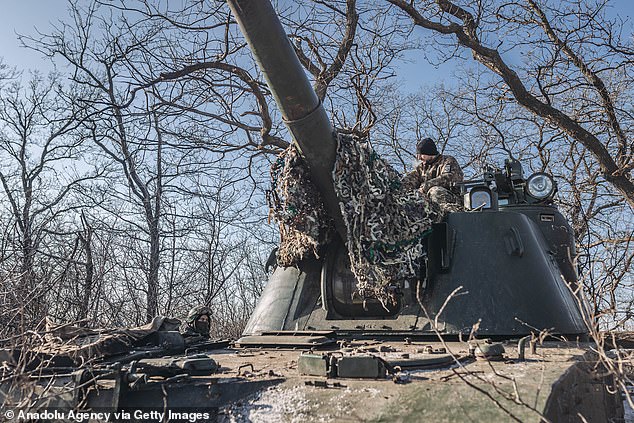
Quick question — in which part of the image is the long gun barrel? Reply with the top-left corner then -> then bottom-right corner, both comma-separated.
227,0 -> 346,236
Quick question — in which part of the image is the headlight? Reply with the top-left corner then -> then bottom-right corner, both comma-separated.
467,187 -> 493,210
526,173 -> 555,199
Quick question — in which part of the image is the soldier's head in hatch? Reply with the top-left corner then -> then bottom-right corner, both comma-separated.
416,137 -> 439,163
186,305 -> 212,336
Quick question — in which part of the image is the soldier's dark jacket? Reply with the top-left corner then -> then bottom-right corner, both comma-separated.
402,154 -> 464,194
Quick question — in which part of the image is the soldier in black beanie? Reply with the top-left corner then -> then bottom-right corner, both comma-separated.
416,137 -> 439,156
402,137 -> 464,214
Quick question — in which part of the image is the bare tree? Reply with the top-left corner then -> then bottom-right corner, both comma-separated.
0,72 -> 94,330
387,0 -> 633,208
8,0 -> 629,340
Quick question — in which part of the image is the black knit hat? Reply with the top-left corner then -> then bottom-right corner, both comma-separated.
416,137 -> 439,155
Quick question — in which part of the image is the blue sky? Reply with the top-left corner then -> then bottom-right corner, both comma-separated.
1,0 -> 634,86
0,0 -> 67,71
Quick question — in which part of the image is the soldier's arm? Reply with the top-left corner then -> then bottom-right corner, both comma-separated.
421,157 -> 463,191
401,168 -> 423,191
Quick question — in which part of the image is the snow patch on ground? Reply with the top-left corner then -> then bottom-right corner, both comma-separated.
220,384 -> 383,423
222,385 -> 317,423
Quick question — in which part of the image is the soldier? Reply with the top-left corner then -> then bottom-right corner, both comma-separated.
179,305 -> 212,338
402,137 -> 464,213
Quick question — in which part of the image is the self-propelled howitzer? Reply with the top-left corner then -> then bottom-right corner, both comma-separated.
222,4 -> 622,420
228,0 -> 586,339
1,2 -> 624,422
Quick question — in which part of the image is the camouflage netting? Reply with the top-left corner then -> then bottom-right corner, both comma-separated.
267,146 -> 334,266
7,316 -> 182,365
267,134 -> 442,304
333,135 -> 441,302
